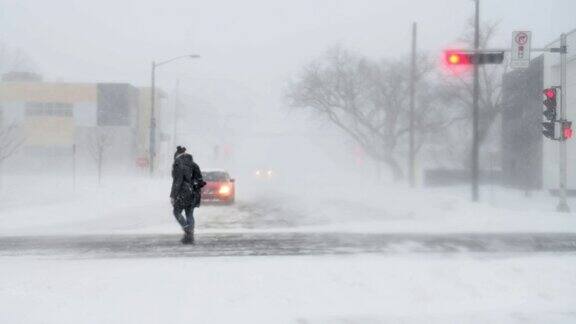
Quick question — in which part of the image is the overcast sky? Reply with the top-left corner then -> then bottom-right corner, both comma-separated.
1,0 -> 574,119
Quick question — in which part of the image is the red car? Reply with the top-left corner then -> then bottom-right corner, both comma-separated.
201,169 -> 236,204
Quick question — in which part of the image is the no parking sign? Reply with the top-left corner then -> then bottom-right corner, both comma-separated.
511,31 -> 531,68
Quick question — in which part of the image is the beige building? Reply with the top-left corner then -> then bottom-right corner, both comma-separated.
0,74 -> 167,173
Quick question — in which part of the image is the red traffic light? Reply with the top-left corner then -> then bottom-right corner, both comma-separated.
564,128 -> 573,140
448,53 -> 461,64
543,88 -> 558,121
445,51 -> 471,65
544,88 -> 556,100
563,121 -> 573,140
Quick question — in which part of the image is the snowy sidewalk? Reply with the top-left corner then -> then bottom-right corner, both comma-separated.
1,254 -> 575,324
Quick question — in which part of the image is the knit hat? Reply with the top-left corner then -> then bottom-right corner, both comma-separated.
174,146 -> 186,160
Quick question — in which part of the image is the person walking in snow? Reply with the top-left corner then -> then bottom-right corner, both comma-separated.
170,146 -> 205,244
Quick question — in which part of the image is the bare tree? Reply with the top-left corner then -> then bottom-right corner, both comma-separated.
0,42 -> 35,162
0,43 -> 35,189
87,128 -> 114,185
287,46 -> 448,180
0,123 -> 24,162
0,42 -> 36,76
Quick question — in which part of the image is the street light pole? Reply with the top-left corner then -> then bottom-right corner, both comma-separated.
148,54 -> 200,176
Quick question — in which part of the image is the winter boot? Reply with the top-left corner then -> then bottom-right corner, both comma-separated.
181,226 -> 194,244
180,233 -> 191,244
188,229 -> 195,244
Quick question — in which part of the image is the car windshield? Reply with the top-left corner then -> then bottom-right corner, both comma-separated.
202,171 -> 229,181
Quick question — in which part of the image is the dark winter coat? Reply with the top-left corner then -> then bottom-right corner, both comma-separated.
170,153 -> 204,208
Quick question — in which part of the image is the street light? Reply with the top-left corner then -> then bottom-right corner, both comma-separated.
149,54 -> 200,175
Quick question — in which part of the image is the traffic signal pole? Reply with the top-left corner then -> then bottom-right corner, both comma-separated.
444,12 -> 571,209
557,33 -> 570,212
471,0 -> 480,202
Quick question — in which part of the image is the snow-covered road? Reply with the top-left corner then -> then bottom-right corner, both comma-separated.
2,232 -> 576,258
2,176 -> 576,323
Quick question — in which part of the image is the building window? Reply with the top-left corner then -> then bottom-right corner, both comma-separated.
25,102 -> 73,117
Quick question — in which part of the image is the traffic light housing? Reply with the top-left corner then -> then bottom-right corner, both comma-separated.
543,88 -> 557,121
542,87 -> 559,140
542,122 -> 556,140
475,52 -> 505,64
445,51 -> 504,65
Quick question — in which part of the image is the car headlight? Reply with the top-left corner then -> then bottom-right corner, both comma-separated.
219,185 -> 231,195
267,170 -> 273,176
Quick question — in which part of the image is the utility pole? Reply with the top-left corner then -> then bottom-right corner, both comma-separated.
149,61 -> 156,176
471,0 -> 480,202
148,54 -> 200,176
409,22 -> 417,188
557,33 -> 570,212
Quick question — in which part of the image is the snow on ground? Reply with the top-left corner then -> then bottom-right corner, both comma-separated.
0,174 -> 575,235
1,254 -> 575,323
261,182 -> 576,234
1,175 -> 576,323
